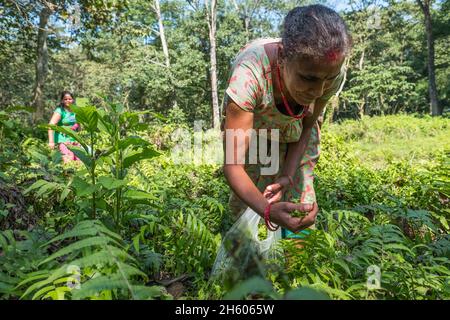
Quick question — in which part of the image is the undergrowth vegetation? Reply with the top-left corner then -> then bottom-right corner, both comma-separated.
0,105 -> 448,300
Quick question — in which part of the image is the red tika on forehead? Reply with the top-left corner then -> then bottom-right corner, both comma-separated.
325,49 -> 339,62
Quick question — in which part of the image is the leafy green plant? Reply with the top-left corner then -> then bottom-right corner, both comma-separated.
0,229 -> 50,299
2,112 -> 448,300
18,220 -> 168,300
40,102 -> 161,227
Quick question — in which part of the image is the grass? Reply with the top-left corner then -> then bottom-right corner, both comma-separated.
325,114 -> 450,169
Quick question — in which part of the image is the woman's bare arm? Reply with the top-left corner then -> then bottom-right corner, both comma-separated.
222,100 -> 313,231
48,112 -> 61,147
222,101 -> 268,215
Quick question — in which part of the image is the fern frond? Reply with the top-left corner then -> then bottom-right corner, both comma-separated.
38,236 -> 116,266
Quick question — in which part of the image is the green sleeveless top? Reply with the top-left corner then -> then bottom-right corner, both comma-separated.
54,106 -> 77,144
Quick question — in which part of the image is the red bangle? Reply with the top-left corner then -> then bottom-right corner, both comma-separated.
264,203 -> 279,231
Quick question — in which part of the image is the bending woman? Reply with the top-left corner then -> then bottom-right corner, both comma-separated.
222,5 -> 352,239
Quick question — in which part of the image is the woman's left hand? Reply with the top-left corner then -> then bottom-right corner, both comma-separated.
263,175 -> 292,204
297,202 -> 320,231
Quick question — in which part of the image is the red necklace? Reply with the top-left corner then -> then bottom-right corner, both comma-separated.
276,61 -> 309,120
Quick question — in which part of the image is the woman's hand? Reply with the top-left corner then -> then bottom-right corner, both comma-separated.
267,202 -> 314,232
263,175 -> 293,204
71,123 -> 80,131
267,202 -> 319,233
296,202 -> 319,231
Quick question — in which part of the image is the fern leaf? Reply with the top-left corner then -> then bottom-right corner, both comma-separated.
31,285 -> 55,300
15,270 -> 50,289
71,274 -> 131,300
42,226 -> 99,247
69,247 -> 134,268
38,236 -> 113,266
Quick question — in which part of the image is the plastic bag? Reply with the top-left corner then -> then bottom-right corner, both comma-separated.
211,207 -> 282,277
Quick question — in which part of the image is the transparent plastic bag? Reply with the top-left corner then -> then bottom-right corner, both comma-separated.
211,207 -> 282,277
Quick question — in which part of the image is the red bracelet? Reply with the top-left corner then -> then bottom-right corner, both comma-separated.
264,203 -> 279,231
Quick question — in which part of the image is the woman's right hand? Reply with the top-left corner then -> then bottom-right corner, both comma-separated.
267,202 -> 316,232
48,142 -> 56,150
262,175 -> 292,204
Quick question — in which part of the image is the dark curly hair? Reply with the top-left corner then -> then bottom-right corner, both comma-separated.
281,4 -> 352,61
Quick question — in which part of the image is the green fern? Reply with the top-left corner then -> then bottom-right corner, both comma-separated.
167,211 -> 220,275
24,179 -> 71,203
18,220 -> 167,300
0,229 -> 50,299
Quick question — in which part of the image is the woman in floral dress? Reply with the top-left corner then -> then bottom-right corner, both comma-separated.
221,5 -> 352,239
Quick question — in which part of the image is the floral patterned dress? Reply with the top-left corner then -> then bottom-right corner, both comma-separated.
221,38 -> 344,238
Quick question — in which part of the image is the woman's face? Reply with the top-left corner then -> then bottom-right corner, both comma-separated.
281,52 -> 345,106
62,94 -> 74,107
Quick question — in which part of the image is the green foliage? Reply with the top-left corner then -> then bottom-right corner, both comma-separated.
18,220 -> 168,300
344,64 -> 420,115
167,211 -> 220,275
2,0 -> 447,301
273,115 -> 450,300
2,0 -> 449,119
337,0 -> 448,117
40,101 -> 161,226
0,229 -> 50,299
0,79 -> 449,301
203,114 -> 449,300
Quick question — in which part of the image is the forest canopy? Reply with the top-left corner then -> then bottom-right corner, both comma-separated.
1,0 -> 449,124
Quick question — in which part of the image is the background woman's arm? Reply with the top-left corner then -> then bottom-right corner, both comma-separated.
48,112 -> 61,149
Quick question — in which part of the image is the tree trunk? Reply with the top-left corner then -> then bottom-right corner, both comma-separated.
359,96 -> 366,120
327,96 -> 339,124
206,0 -> 220,129
357,45 -> 366,120
327,58 -> 350,124
417,0 -> 440,115
31,6 -> 51,122
153,0 -> 178,108
358,49 -> 365,71
154,0 -> 170,69
231,0 -> 260,41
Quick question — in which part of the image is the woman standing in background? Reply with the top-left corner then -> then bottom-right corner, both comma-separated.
48,91 -> 81,164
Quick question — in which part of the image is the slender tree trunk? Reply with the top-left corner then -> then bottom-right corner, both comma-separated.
358,47 -> 365,71
206,0 -> 219,128
31,6 -> 51,122
353,42 -> 366,120
231,0 -> 260,41
154,0 -> 170,69
416,0 -> 440,115
359,96 -> 366,120
153,0 -> 178,108
327,58 -> 350,124
379,94 -> 386,115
